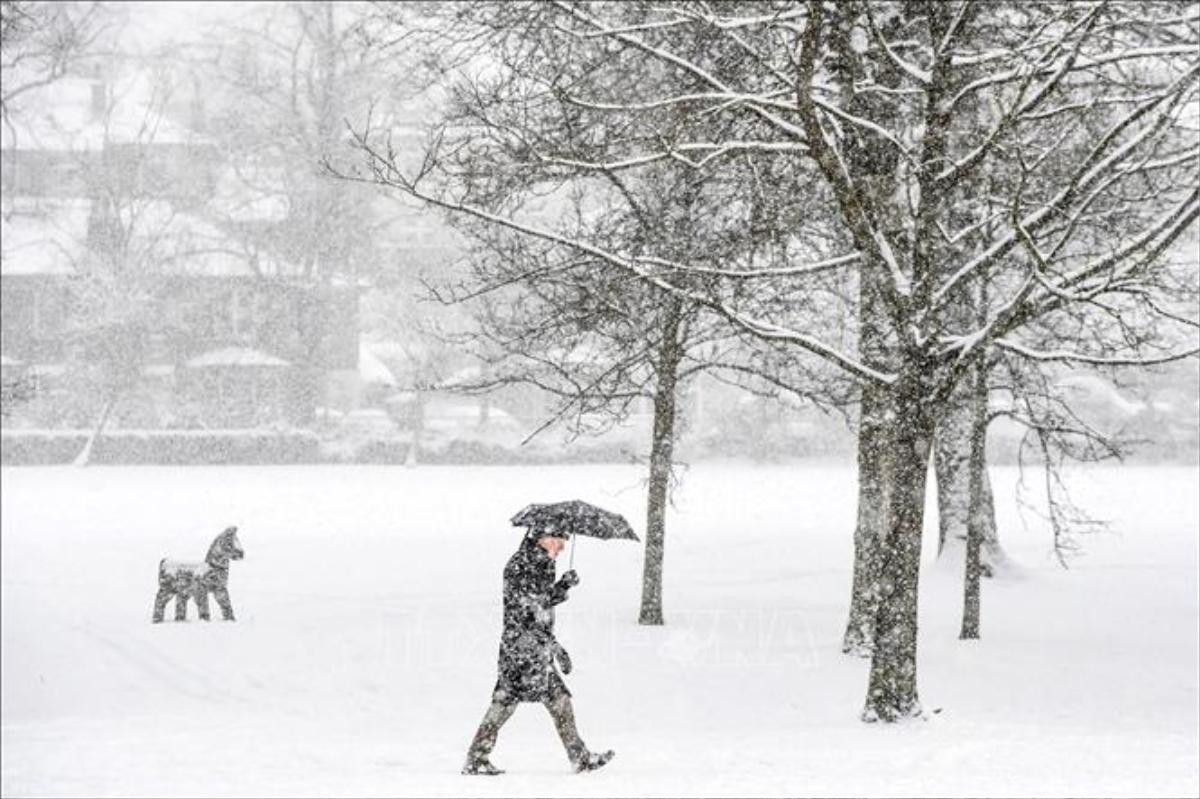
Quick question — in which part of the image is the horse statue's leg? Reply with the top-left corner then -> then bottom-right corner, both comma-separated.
153,584 -> 172,623
213,585 -> 235,621
195,585 -> 212,621
174,582 -> 189,621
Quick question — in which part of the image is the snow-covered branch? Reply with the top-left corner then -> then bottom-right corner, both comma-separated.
994,339 -> 1200,366
345,131 -> 893,387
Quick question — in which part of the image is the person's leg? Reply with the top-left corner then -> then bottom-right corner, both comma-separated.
466,690 -> 518,767
544,692 -> 588,766
544,678 -> 614,772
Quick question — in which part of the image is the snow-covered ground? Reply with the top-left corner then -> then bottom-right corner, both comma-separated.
2,461 -> 1196,798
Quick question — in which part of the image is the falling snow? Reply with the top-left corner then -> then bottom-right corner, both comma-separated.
2,1 -> 1197,797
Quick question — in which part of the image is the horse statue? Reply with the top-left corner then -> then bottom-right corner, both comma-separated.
153,526 -> 245,623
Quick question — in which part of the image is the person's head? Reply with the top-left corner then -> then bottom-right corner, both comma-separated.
529,522 -> 568,559
538,535 -> 568,560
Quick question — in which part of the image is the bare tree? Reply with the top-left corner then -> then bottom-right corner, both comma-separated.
171,0 -> 418,424
1,1 -> 108,108
351,16 -> 851,622
64,62 -> 211,465
2,1 -> 111,196
2,2 -> 111,430
351,1 -> 1199,723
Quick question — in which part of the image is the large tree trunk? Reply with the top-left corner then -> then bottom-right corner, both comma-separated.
74,391 -> 119,467
862,381 -> 936,722
842,254 -> 893,656
842,381 -> 891,655
835,1 -> 904,654
934,381 -> 1012,577
638,297 -> 683,626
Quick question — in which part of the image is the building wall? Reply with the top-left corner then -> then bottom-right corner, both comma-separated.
0,276 -> 70,363
1,68 -> 363,431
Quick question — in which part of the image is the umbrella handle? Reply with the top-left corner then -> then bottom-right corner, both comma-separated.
569,532 -> 576,570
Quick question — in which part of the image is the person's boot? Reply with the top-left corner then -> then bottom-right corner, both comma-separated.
462,756 -> 505,776
574,749 -> 615,773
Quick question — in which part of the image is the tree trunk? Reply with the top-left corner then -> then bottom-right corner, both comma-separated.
960,354 -> 988,640
934,384 -> 1012,577
862,382 -> 936,722
935,184 -> 1011,578
639,297 -> 683,626
74,391 -> 119,467
842,254 -> 893,656
842,381 -> 892,655
406,389 -> 425,468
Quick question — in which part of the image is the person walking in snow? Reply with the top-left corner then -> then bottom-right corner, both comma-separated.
463,523 -> 614,775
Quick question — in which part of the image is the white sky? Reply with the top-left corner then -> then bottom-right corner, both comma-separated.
114,1 -> 259,51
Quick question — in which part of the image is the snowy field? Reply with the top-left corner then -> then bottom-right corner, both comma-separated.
2,461 -> 1197,798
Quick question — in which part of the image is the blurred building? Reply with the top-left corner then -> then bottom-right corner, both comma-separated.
1,62 -> 359,430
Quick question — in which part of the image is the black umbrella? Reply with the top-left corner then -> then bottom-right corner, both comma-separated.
511,500 -> 639,569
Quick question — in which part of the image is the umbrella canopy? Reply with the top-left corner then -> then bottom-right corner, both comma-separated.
511,500 -> 639,542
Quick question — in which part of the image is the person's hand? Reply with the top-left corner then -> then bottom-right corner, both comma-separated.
555,643 -> 573,674
560,569 -> 580,588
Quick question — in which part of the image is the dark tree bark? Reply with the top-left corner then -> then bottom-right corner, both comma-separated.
842,268 -> 893,655
842,382 -> 890,655
863,373 -> 937,722
960,352 -> 988,639
831,3 -> 904,658
961,276 -> 993,638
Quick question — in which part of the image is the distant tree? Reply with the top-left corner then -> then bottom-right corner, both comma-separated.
64,63 -> 200,465
2,0 -> 112,426
1,1 -> 107,100
422,183 -> 839,625
2,1 -> 110,190
357,270 -> 466,467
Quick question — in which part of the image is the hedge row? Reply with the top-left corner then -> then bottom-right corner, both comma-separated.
1,430 -> 321,465
8,428 -> 1191,466
331,438 -> 640,465
0,430 -> 639,466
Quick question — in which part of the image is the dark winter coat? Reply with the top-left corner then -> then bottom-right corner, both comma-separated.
494,534 -> 574,703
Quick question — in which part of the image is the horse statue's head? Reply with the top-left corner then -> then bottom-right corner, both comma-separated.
207,525 -> 245,567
